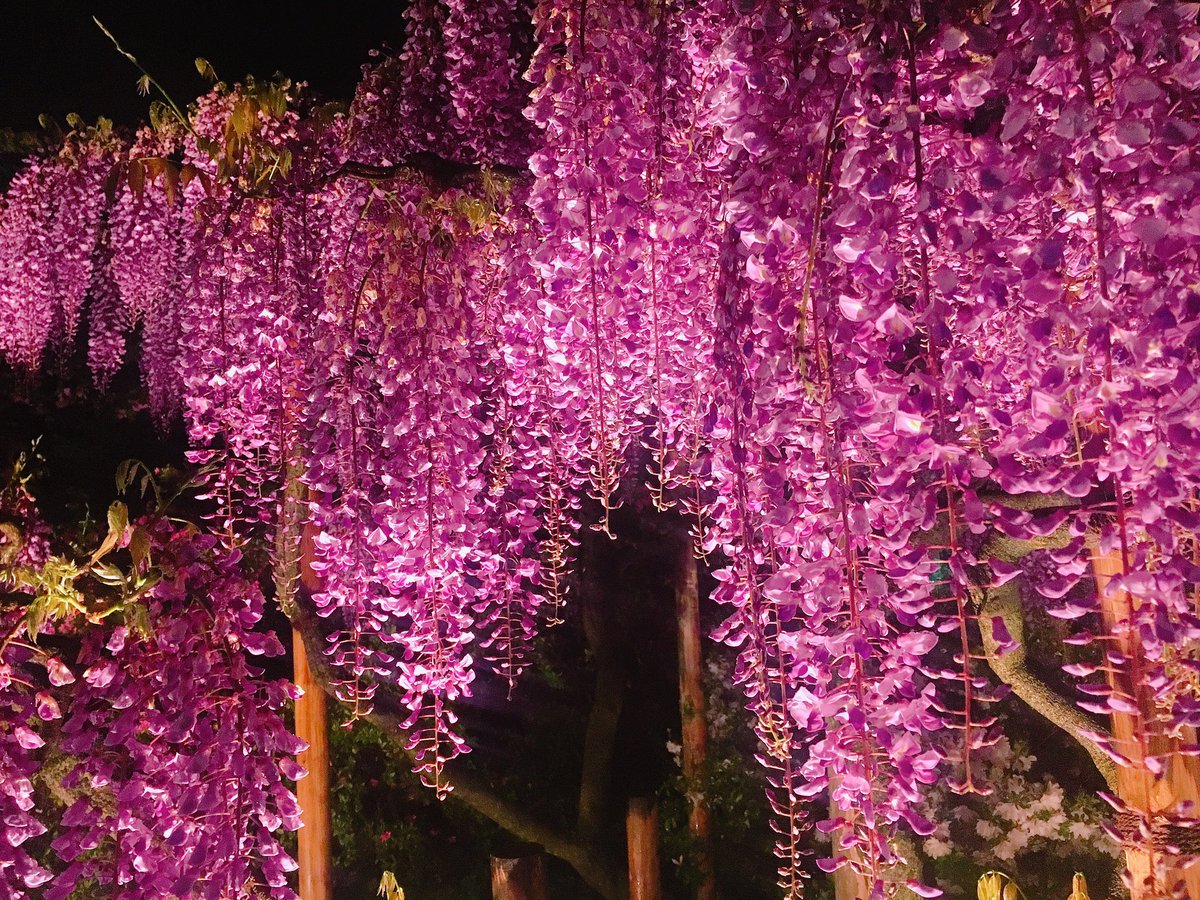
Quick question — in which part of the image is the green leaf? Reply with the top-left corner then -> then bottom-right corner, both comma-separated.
231,98 -> 256,139
266,87 -> 287,119
128,159 -> 146,200
125,569 -> 161,602
88,501 -> 129,566
107,501 -> 128,537
148,101 -> 167,133
194,135 -> 218,159
91,563 -> 125,587
162,162 -> 180,207
103,161 -> 125,205
128,527 -> 151,569
26,597 -> 47,641
37,115 -> 64,142
195,57 -> 217,82
377,872 -> 405,900
115,459 -> 136,494
125,603 -> 151,638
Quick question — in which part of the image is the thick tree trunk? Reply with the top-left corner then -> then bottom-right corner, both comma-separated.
1090,550 -> 1200,900
978,581 -> 1120,790
491,855 -> 549,900
674,548 -> 718,900
627,798 -> 661,900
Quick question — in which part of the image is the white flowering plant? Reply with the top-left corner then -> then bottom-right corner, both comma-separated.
920,737 -> 1118,897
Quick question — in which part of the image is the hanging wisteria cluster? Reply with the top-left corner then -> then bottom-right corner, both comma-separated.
0,480 -> 302,898
2,0 -> 1199,895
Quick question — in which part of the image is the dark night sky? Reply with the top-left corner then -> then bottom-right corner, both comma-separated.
0,2 -> 410,130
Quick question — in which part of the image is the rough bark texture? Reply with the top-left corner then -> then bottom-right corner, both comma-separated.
970,499 -> 1200,899
977,582 -> 1120,792
975,512 -> 1121,790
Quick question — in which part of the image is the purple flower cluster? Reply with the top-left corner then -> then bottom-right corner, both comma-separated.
0,490 -> 300,898
1,0 -> 1199,894
0,133 -> 111,372
48,527 -> 301,899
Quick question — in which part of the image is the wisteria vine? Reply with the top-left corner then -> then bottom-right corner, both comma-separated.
0,476 -> 301,898
1,0 -> 1199,896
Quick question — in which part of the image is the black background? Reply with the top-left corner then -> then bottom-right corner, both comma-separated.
0,2 -> 409,129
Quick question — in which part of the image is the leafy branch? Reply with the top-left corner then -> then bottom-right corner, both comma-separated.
9,499 -> 159,641
92,17 -> 193,134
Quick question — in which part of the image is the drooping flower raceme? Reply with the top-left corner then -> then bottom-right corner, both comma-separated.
0,481 -> 301,899
0,0 -> 1198,896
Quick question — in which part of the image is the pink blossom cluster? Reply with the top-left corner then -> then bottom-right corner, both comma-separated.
0,493 -> 300,898
0,0 -> 1198,895
0,134 -> 111,372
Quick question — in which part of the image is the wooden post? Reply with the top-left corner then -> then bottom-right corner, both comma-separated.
675,548 -> 718,900
827,770 -> 869,900
831,861 -> 870,900
292,628 -> 333,900
490,855 -> 549,900
627,797 -> 661,900
1090,549 -> 1200,899
293,503 -> 333,900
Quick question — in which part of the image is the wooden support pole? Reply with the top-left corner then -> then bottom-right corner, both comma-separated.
627,797 -> 661,900
831,864 -> 870,900
1091,549 -> 1200,899
675,548 -> 718,900
293,500 -> 333,900
292,627 -> 333,900
490,855 -> 549,900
